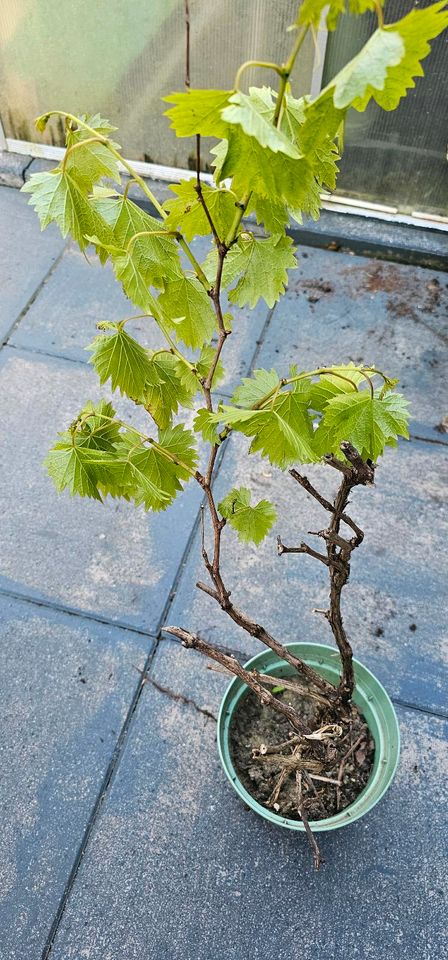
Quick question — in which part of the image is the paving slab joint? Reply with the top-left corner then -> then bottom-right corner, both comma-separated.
41,634 -> 161,960
1,241 -> 68,349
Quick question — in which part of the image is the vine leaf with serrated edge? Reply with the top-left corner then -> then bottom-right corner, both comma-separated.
218,487 -> 277,545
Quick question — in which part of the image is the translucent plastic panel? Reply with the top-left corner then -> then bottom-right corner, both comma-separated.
0,0 -> 315,166
322,1 -> 448,217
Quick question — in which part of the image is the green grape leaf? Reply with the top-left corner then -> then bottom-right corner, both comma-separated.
314,390 -> 410,461
222,87 -> 301,158
308,364 -> 367,412
159,277 -> 216,348
297,89 -> 345,174
218,487 -> 277,545
163,89 -> 231,138
22,169 -> 112,251
298,0 -> 381,30
356,3 -> 448,111
163,179 -> 237,243
247,193 -> 290,235
220,121 -> 334,221
143,352 -> 195,429
111,247 -> 163,314
283,92 -> 340,197
214,389 -> 316,468
332,30 -> 405,109
87,324 -> 153,400
73,399 -> 122,451
91,194 -> 163,248
115,424 -> 198,511
210,139 -> 229,184
65,113 -> 120,147
221,233 -> 297,308
193,408 -> 222,445
196,345 -> 225,385
232,368 -> 280,408
90,194 -> 182,280
175,345 -> 224,396
46,400 -> 136,502
45,438 -> 122,501
63,140 -> 120,191
90,225 -> 182,314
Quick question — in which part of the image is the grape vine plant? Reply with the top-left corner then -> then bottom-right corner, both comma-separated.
23,0 -> 447,867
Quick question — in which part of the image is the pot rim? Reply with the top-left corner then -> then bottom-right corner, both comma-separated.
217,642 -> 400,832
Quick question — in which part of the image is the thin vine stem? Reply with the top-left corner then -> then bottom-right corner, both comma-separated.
234,59 -> 284,90
273,25 -> 309,126
252,365 -> 388,411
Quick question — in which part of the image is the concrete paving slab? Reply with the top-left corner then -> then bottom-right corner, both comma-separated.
254,246 -> 448,428
0,592 -> 149,960
166,433 -> 448,715
0,151 -> 31,188
48,672 -> 448,960
0,347 -> 205,634
9,236 -> 269,395
0,187 -> 65,342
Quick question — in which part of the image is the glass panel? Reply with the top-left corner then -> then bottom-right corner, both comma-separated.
0,0 -> 315,166
322,1 -> 448,217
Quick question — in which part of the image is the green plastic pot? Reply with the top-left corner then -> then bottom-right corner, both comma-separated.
217,642 -> 400,832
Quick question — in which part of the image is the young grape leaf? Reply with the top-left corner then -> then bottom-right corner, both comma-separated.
92,196 -> 182,279
283,92 -> 340,195
298,0 -> 381,30
91,228 -> 182,314
143,352 -> 195,429
91,195 -> 170,249
223,233 -> 297,308
196,345 -> 225,385
175,345 -> 225,396
87,324 -> 154,400
159,276 -> 216,348
22,169 -> 112,251
333,30 -> 405,109
356,3 -> 448,111
45,438 -> 123,501
73,399 -> 122,451
314,390 -> 410,461
163,180 -> 237,243
232,368 -> 280,408
308,364 -> 367,412
193,408 -> 222,445
214,389 -> 316,467
222,87 -> 301,158
115,424 -> 198,511
247,193 -> 290,235
63,140 -> 120,192
65,113 -> 120,147
218,487 -> 277,545
159,422 -> 198,474
220,125 -> 330,221
163,89 -> 231,138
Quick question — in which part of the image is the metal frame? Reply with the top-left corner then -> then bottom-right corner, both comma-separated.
309,14 -> 329,99
0,116 -> 7,151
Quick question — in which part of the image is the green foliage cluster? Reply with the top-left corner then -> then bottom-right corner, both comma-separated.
23,1 -> 447,547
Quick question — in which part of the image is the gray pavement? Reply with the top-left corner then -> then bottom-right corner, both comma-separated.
0,185 -> 447,960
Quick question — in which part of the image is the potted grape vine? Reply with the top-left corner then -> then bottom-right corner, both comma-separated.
22,0 -> 448,867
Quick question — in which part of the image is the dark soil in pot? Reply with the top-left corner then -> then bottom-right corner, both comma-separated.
229,686 -> 375,821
